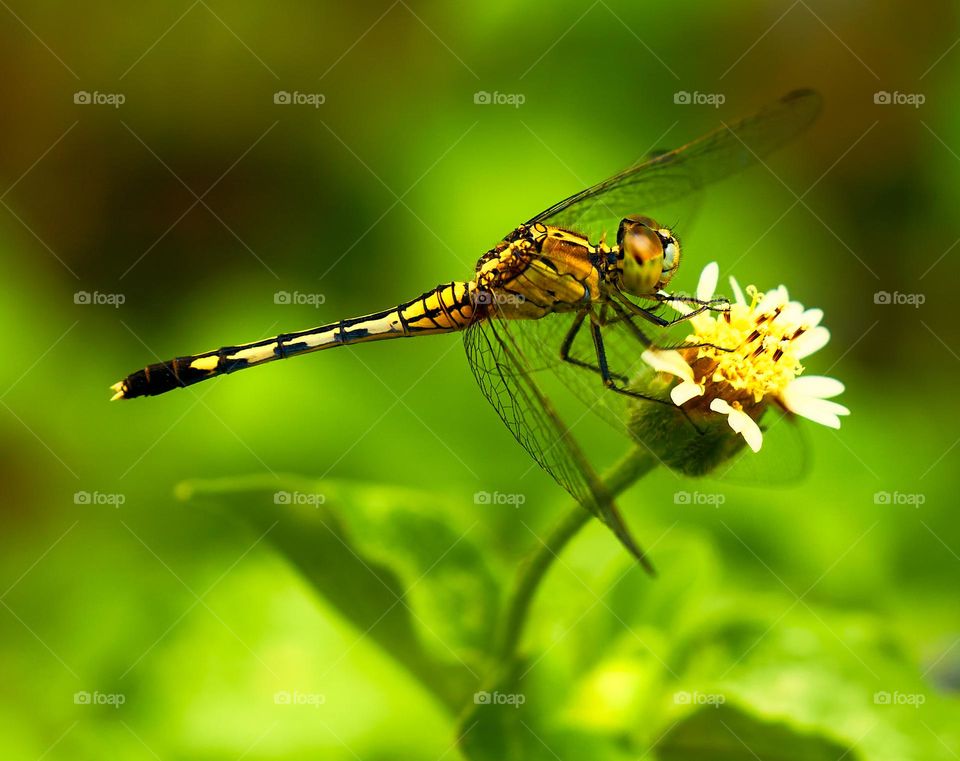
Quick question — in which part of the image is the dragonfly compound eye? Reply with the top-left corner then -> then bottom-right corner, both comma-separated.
656,229 -> 681,287
616,217 -> 666,297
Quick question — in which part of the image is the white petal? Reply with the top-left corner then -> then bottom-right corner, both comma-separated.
641,349 -> 694,382
785,375 -> 845,399
756,286 -> 788,315
728,276 -> 746,306
783,395 -> 849,429
774,301 -> 804,328
658,289 -> 692,315
671,381 -> 703,406
819,399 -> 850,416
781,380 -> 850,420
731,409 -> 764,452
709,398 -> 763,452
709,398 -> 733,415
697,262 -> 719,302
801,308 -> 823,328
792,326 -> 830,358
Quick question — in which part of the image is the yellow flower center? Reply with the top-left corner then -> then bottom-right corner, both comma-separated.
684,285 -> 806,403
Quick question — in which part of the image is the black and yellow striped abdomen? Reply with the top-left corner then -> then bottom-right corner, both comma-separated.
113,281 -> 479,399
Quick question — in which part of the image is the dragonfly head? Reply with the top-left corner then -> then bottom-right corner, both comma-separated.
615,216 -> 681,296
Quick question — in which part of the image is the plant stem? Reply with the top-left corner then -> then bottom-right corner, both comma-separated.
494,448 -> 659,667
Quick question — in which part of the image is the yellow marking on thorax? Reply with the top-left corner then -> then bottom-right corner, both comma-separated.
476,227 -> 604,316
541,225 -> 591,247
537,228 -> 602,303
520,259 -> 591,305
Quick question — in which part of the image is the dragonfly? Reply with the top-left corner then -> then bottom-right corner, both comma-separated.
112,89 -> 821,571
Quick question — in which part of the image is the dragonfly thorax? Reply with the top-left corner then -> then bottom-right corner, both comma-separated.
614,216 -> 680,297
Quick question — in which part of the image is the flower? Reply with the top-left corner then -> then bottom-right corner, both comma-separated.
640,262 -> 849,453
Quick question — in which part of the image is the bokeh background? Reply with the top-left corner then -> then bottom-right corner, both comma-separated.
2,1 -> 958,758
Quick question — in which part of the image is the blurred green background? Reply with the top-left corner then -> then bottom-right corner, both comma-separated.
2,0 -> 958,758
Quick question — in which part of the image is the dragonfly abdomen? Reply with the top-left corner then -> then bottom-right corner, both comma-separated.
112,281 -> 479,399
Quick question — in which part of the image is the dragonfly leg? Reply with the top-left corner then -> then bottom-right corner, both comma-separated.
622,300 -> 708,328
677,340 -> 736,353
657,293 -> 731,312
615,291 -> 731,328
559,310 -> 628,382
606,301 -> 735,357
588,315 -> 672,406
611,294 -> 735,353
604,301 -> 654,347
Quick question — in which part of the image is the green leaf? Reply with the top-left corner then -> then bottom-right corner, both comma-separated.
655,703 -> 858,761
459,673 -> 634,761
177,474 -> 501,710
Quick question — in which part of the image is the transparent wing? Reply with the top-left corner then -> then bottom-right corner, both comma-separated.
467,304 -> 675,441
527,89 -> 822,237
463,315 -> 654,571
